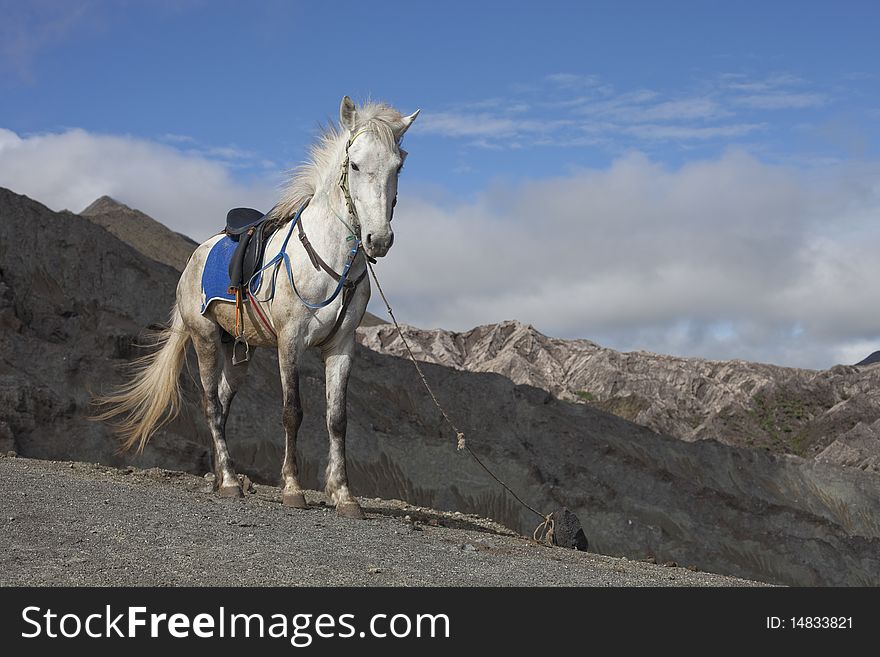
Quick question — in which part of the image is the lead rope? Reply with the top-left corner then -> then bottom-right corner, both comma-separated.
365,260 -> 555,543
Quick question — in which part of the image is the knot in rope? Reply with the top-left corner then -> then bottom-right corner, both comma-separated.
533,514 -> 556,545
366,260 -> 555,540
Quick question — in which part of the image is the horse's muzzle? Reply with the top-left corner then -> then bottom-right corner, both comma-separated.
365,230 -> 393,258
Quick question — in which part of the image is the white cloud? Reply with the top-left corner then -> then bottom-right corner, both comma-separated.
734,92 -> 826,110
719,73 -> 826,110
573,89 -> 660,117
418,111 -> 554,139
633,98 -> 731,122
0,127 -> 277,240
545,72 -> 601,89
720,72 -> 804,92
418,69 -> 843,153
622,122 -> 766,140
161,133 -> 196,144
200,145 -> 258,162
3,125 -> 877,369
421,70 -> 833,148
377,150 -> 880,368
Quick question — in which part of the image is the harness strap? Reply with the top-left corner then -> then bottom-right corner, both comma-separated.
231,286 -> 249,365
313,267 -> 367,349
246,288 -> 277,338
234,287 -> 241,336
247,197 -> 362,311
297,216 -> 345,282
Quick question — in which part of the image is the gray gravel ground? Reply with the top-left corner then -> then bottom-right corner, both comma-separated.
0,455 -> 766,586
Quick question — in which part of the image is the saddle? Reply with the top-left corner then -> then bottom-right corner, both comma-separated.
223,207 -> 277,365
220,202 -> 367,366
225,208 -> 273,293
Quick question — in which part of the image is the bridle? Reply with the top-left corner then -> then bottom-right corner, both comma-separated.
337,129 -> 364,237
247,126 -> 402,346
337,127 -> 401,239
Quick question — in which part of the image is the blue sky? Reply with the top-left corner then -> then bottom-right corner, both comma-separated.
3,1 -> 877,191
1,1 -> 879,367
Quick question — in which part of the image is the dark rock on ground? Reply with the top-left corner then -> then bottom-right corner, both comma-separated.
548,508 -> 589,551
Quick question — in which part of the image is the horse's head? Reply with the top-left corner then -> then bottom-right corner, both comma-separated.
339,96 -> 419,259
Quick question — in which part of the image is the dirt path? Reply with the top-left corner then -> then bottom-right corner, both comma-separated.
0,455 -> 764,586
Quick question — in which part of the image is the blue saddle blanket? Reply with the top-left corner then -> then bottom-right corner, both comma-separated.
200,236 -> 267,313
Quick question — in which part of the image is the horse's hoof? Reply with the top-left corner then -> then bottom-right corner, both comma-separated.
282,491 -> 308,509
336,501 -> 365,520
218,485 -> 243,498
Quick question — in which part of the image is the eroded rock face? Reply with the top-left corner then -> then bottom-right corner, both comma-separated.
817,420 -> 880,472
2,187 -> 879,586
80,196 -> 200,272
357,322 -> 880,466
0,189 -> 211,472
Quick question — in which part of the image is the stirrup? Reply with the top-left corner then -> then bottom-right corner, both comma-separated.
232,336 -> 250,366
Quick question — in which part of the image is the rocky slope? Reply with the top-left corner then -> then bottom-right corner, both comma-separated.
0,455 -> 762,586
2,187 -> 879,586
80,195 -> 199,272
358,322 -> 880,470
855,350 -> 880,366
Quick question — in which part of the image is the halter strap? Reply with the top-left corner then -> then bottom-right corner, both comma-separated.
337,127 -> 375,236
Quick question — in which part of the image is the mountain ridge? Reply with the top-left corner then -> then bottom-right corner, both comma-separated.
79,195 -> 199,272
357,321 -> 880,471
855,350 -> 880,366
2,185 -> 879,585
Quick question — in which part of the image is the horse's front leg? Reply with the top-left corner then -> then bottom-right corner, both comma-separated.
278,333 -> 307,509
323,339 -> 363,519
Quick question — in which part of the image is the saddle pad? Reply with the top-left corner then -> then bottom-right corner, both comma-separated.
200,235 -> 266,314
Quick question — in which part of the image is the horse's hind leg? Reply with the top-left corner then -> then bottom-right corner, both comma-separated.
323,338 -> 363,519
278,332 -> 307,509
192,332 -> 242,497
219,339 -> 250,422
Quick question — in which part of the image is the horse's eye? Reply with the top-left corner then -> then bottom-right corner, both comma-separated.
350,162 -> 360,172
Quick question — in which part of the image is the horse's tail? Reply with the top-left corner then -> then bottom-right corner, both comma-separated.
93,304 -> 190,453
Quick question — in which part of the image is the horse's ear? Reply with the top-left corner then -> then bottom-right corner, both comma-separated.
340,96 -> 357,131
396,109 -> 420,138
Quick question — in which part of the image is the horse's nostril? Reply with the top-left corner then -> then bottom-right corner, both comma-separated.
366,234 -> 372,245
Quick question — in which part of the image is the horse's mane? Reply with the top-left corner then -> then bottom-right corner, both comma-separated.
267,101 -> 406,228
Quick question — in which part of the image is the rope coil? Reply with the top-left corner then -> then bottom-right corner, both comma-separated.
366,261 -> 555,544
533,514 -> 555,543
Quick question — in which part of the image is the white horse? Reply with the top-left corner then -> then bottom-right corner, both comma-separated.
97,97 -> 419,519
